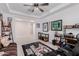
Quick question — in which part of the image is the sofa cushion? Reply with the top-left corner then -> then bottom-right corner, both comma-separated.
1,36 -> 10,47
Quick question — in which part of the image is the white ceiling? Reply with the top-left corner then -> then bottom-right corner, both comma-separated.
8,3 -> 60,16
0,3 -> 72,18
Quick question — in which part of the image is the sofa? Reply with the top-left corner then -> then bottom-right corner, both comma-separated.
0,43 -> 17,56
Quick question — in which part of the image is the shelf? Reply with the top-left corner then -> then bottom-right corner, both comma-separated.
64,27 -> 79,29
64,25 -> 79,29
65,37 -> 77,41
3,35 -> 9,36
66,43 -> 75,46
65,37 -> 76,39
65,39 -> 77,47
0,15 -> 14,43
3,25 -> 10,27
2,30 -> 11,32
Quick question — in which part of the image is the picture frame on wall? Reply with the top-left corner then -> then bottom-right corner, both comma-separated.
7,17 -> 12,22
43,22 -> 48,32
36,23 -> 40,28
51,20 -> 62,31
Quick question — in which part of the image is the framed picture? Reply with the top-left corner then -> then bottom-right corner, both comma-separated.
38,32 -> 42,39
7,17 -> 12,22
51,20 -> 62,31
43,22 -> 48,32
36,23 -> 40,28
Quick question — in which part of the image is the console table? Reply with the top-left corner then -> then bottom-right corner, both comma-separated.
38,32 -> 49,42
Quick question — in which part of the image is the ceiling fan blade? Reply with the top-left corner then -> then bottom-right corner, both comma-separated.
38,7 -> 44,12
40,3 -> 49,6
24,4 -> 33,6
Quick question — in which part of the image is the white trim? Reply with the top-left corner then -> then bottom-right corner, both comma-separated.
6,4 -> 38,18
6,3 -> 72,19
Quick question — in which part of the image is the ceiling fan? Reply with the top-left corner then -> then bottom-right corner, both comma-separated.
24,3 -> 49,12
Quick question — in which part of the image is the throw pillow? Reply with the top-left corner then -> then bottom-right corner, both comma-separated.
1,36 -> 10,47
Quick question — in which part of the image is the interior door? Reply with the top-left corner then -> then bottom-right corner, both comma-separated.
14,21 -> 33,45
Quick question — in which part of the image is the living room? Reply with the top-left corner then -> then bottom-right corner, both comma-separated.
0,2 -> 79,56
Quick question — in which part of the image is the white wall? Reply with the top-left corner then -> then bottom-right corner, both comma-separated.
36,4 -> 79,43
